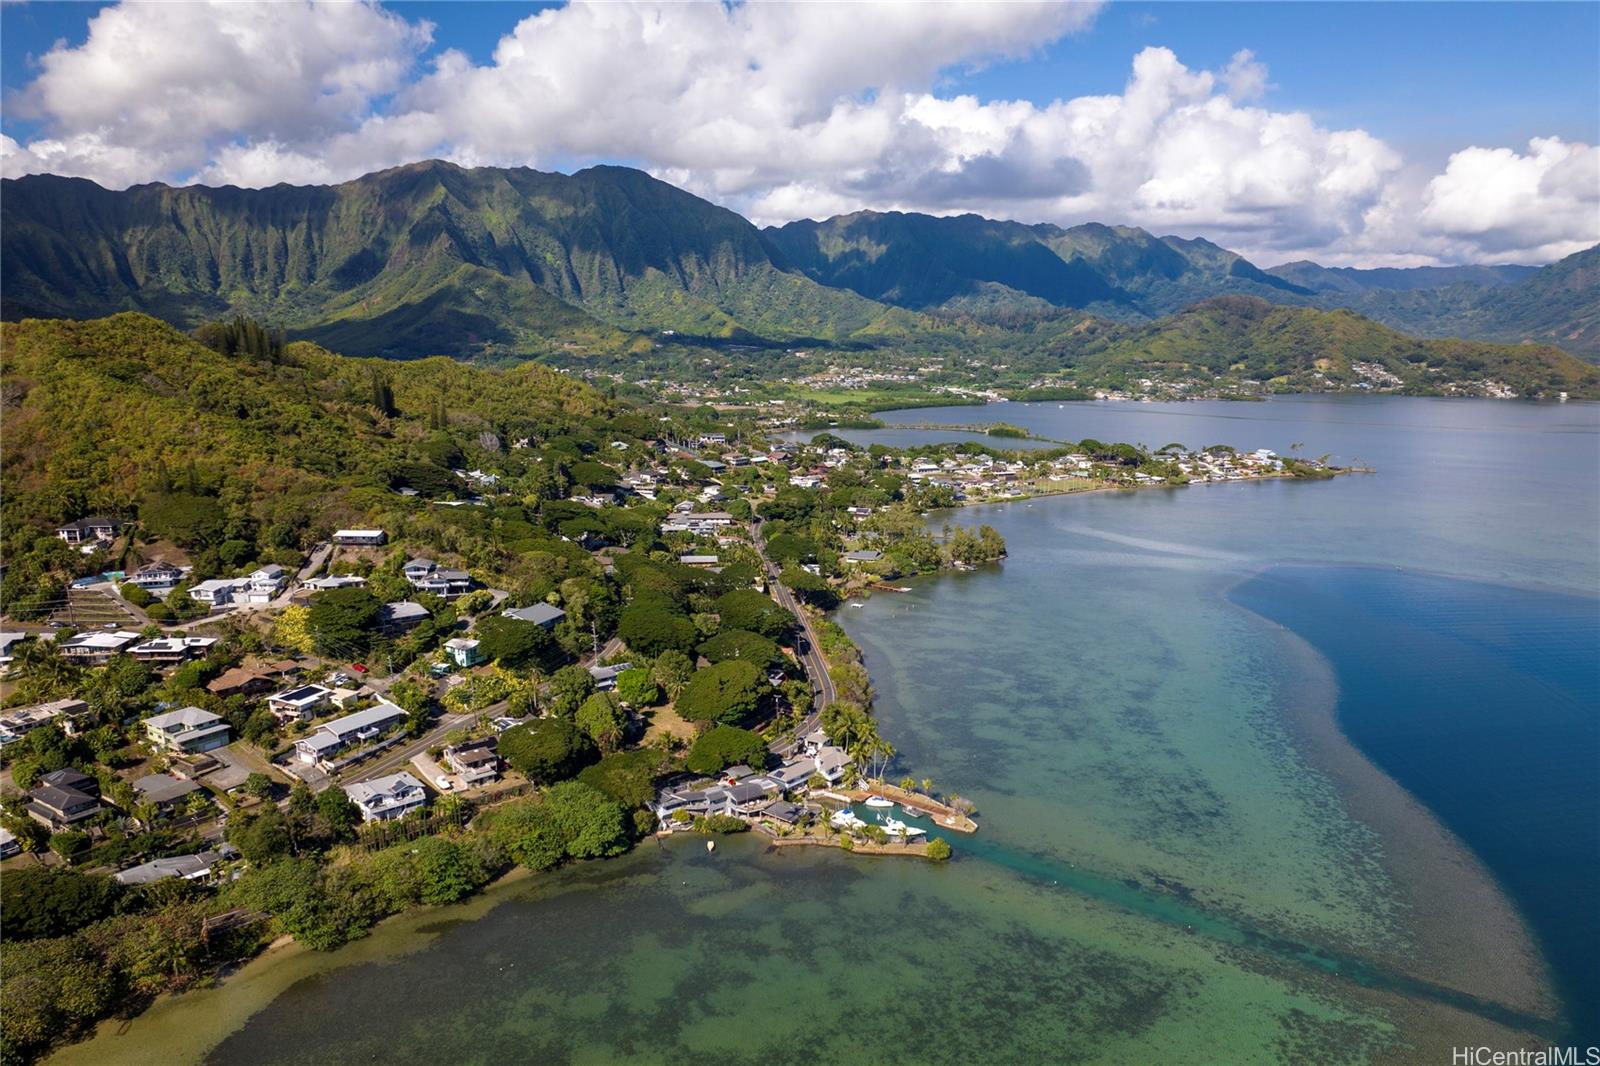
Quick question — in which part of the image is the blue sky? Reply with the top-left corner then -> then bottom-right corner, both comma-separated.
2,1 -> 1596,265
7,1 -> 1593,160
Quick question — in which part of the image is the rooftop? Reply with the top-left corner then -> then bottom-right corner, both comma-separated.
146,706 -> 225,730
133,773 -> 202,805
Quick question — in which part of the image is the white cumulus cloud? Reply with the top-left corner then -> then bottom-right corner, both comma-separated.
2,0 -> 1594,266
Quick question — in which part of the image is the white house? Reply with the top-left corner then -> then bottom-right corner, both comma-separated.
303,574 -> 367,591
55,516 -> 120,545
125,560 -> 184,594
0,699 -> 89,747
243,565 -> 287,603
444,637 -> 484,668
343,771 -> 427,822
332,529 -> 387,546
267,684 -> 333,724
128,636 -> 217,665
144,706 -> 232,754
58,630 -> 141,665
188,578 -> 245,608
444,739 -> 500,785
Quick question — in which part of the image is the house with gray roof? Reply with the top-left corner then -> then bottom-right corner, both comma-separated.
55,516 -> 120,545
343,771 -> 427,822
379,601 -> 431,634
25,769 -> 101,831
294,702 -> 408,767
114,845 -> 237,886
402,559 -> 473,598
144,706 -> 231,754
501,603 -> 566,629
132,773 -> 203,811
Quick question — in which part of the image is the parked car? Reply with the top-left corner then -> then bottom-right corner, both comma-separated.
435,777 -> 453,791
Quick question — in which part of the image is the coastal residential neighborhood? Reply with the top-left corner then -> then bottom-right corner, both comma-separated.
0,356 -> 1338,1065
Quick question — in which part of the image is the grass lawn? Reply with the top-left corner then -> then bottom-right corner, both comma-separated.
641,701 -> 698,745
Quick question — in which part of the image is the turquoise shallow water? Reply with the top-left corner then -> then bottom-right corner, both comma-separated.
54,397 -> 1599,1064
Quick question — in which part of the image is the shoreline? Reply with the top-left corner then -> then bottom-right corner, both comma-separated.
767,834 -> 934,857
36,443 -> 1569,1064
43,864 -> 542,1066
843,481 -> 1563,1054
1222,573 -> 1559,1047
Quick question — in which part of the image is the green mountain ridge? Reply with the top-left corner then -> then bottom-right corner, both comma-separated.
0,162 -> 915,358
2,161 -> 1595,368
762,212 -> 1313,317
1266,250 -> 1599,359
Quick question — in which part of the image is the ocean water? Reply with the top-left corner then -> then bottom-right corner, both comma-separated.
1230,567 -> 1600,1042
52,397 -> 1599,1065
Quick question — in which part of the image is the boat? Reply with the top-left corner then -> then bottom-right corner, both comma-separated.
864,795 -> 894,808
884,818 -> 926,837
830,809 -> 865,830
848,602 -> 865,609
706,840 -> 715,852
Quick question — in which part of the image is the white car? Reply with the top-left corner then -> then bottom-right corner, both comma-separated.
435,776 -> 454,791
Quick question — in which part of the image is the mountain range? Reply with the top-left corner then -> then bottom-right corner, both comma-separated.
2,160 -> 1596,365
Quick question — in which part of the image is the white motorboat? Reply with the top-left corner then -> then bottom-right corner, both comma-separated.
830,809 -> 865,830
884,818 -> 926,837
864,795 -> 894,808
706,840 -> 715,852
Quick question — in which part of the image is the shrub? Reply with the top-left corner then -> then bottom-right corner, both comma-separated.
614,667 -> 660,706
695,815 -> 749,834
925,838 -> 953,862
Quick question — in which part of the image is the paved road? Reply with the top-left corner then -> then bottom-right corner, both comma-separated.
749,521 -> 834,754
296,542 -> 334,582
352,710 -> 478,781
338,634 -> 622,784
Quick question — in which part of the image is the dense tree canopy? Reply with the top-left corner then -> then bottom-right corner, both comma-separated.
474,614 -> 557,669
498,719 -> 597,784
713,589 -> 796,641
685,725 -> 770,775
306,587 -> 381,658
675,659 -> 766,725
574,692 -> 627,753
618,603 -> 698,657
614,667 -> 660,706
0,868 -> 123,941
545,664 -> 596,718
488,781 -> 629,871
697,629 -> 780,668
576,750 -> 661,810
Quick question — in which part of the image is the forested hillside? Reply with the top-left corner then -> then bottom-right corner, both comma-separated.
1053,297 -> 1600,397
0,313 -> 607,545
